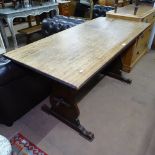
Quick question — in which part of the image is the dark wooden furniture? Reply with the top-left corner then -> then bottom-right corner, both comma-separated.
4,17 -> 150,141
0,0 -> 4,7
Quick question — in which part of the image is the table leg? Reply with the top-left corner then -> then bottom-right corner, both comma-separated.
0,19 -> 9,49
27,16 -> 32,27
114,0 -> 118,13
105,56 -> 132,84
134,0 -> 139,15
55,7 -> 59,15
6,18 -> 18,49
42,84 -> 94,142
35,15 -> 40,25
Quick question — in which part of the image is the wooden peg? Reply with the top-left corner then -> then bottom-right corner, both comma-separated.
114,0 -> 118,13
134,0 -> 139,15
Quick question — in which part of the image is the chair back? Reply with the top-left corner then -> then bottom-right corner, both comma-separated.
69,0 -> 94,19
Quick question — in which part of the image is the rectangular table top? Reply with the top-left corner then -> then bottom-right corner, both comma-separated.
4,17 -> 150,90
107,4 -> 155,20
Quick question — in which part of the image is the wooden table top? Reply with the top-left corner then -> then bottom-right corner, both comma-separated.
107,4 -> 155,20
4,17 -> 150,90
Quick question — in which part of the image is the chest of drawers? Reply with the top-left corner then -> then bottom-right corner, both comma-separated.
107,4 -> 155,72
122,24 -> 152,72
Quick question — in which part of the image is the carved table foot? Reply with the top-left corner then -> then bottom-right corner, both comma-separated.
42,85 -> 94,142
105,56 -> 132,84
107,71 -> 132,84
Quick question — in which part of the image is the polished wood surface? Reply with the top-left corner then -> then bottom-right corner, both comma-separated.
107,4 -> 155,21
18,25 -> 42,35
4,17 -> 150,89
58,1 -> 71,16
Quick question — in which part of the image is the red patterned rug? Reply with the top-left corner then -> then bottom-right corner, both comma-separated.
10,133 -> 48,155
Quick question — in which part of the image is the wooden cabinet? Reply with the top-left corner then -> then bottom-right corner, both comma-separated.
59,1 -> 71,16
107,4 -> 155,72
107,4 -> 155,22
122,24 -> 152,72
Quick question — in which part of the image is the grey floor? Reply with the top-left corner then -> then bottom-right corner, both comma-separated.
1,24 -> 155,155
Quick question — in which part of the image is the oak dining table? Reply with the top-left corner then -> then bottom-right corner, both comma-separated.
4,17 -> 150,141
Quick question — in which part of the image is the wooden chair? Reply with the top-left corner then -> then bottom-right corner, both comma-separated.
114,0 -> 139,15
0,0 -> 4,7
69,0 -> 94,20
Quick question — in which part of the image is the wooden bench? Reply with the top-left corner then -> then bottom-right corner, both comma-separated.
18,24 -> 42,43
18,24 -> 42,35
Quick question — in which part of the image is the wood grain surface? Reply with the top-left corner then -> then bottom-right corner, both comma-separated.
4,17 -> 150,89
107,4 -> 155,21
